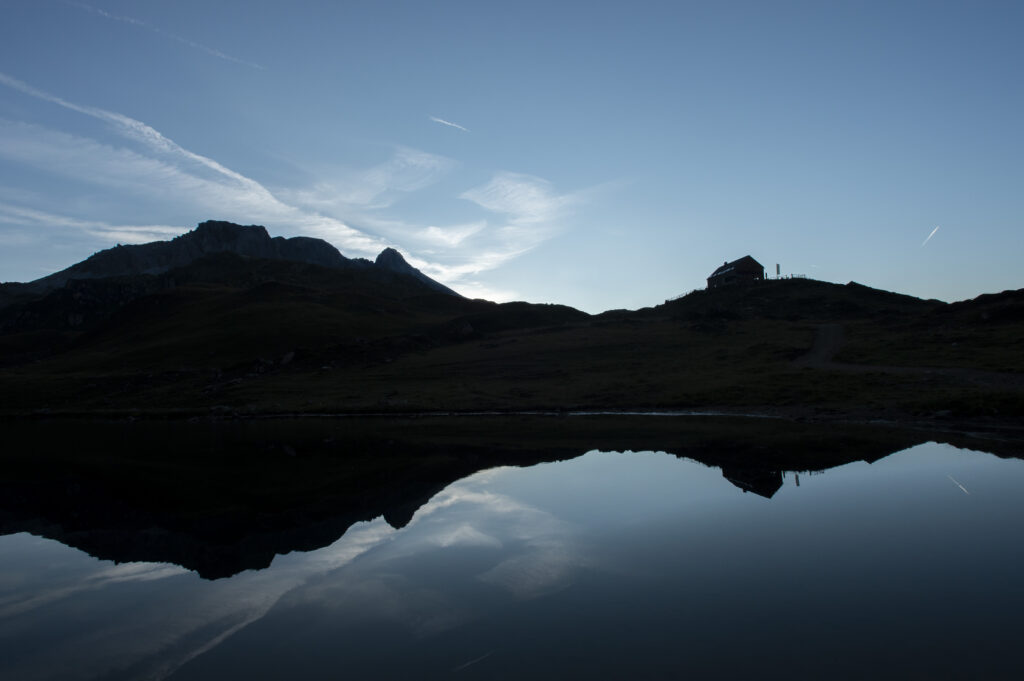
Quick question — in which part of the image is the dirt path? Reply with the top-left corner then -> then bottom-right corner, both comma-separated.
793,324 -> 845,368
794,324 -> 1024,391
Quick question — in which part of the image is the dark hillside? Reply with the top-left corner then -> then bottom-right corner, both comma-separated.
838,287 -> 1024,372
4,252 -> 499,371
651,278 -> 942,322
441,301 -> 589,336
0,251 -> 474,366
0,234 -> 1020,423
0,282 -> 38,309
0,248 -> 602,412
939,288 -> 1024,324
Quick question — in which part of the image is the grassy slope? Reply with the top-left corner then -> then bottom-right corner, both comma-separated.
838,289 -> 1024,372
1,266 -> 1022,422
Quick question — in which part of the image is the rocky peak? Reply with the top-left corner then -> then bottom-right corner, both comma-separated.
193,220 -> 271,240
374,247 -> 459,296
374,247 -> 409,270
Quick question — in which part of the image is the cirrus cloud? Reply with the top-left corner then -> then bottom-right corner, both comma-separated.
0,71 -> 593,300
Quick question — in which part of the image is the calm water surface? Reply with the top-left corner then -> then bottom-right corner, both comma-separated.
2,442 -> 1023,680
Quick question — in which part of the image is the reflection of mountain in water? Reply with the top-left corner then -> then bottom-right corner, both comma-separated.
0,416 -> 1018,578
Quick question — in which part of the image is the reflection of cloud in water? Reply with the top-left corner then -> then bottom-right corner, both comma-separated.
0,523 -> 399,681
295,572 -> 475,638
2,468 -> 589,679
271,521 -> 396,573
430,522 -> 504,549
384,473 -> 586,600
413,486 -> 535,519
0,559 -> 188,618
278,469 -> 589,641
92,562 -> 189,584
153,522 -> 398,674
478,538 -> 579,599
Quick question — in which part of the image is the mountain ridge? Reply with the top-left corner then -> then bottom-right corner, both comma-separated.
8,220 -> 460,298
0,222 -> 1021,424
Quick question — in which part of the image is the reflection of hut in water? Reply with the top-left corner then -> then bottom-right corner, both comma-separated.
720,466 -> 783,499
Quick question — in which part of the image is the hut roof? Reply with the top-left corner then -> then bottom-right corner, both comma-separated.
709,255 -> 763,279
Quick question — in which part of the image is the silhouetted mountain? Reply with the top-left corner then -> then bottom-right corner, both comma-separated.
0,221 -> 480,365
0,244 -> 590,379
5,220 -> 458,299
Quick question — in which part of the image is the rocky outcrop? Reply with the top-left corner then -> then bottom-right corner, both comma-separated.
22,221 -> 359,294
375,247 -> 459,296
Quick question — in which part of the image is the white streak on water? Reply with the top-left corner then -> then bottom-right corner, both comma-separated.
948,474 -> 970,494
453,650 -> 494,672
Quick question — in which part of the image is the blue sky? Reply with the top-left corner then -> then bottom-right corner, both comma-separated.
0,0 -> 1021,312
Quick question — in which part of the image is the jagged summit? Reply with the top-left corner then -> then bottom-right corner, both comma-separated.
375,247 -> 406,268
374,246 -> 459,296
189,220 -> 346,264
17,220 -> 459,297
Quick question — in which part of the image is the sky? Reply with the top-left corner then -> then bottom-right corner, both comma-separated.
0,0 -> 1021,312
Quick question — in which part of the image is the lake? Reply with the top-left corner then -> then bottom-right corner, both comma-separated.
2,418 -> 1023,679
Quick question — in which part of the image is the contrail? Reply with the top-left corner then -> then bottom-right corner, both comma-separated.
0,71 -> 264,188
430,116 -> 470,132
922,225 -> 940,246
65,1 -> 265,70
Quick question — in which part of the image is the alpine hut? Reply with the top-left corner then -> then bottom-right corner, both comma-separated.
706,256 -> 765,289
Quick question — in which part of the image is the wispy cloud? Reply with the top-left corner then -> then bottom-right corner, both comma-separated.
344,172 -> 584,297
461,172 -> 577,226
285,166 -> 586,297
0,202 -> 184,244
408,247 -> 532,280
0,72 -> 390,258
922,225 -> 940,247
430,116 -> 470,133
0,72 -> 591,298
284,147 -> 455,211
419,222 -> 485,247
440,280 -> 521,302
65,1 -> 265,70
459,172 -> 581,256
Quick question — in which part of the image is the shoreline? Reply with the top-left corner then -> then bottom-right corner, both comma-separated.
5,404 -> 1024,443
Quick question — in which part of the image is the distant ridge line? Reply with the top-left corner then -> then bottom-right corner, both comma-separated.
15,220 -> 461,298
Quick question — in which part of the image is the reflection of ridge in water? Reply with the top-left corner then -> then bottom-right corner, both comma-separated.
6,440 -> 1024,681
0,416 -> 1018,578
